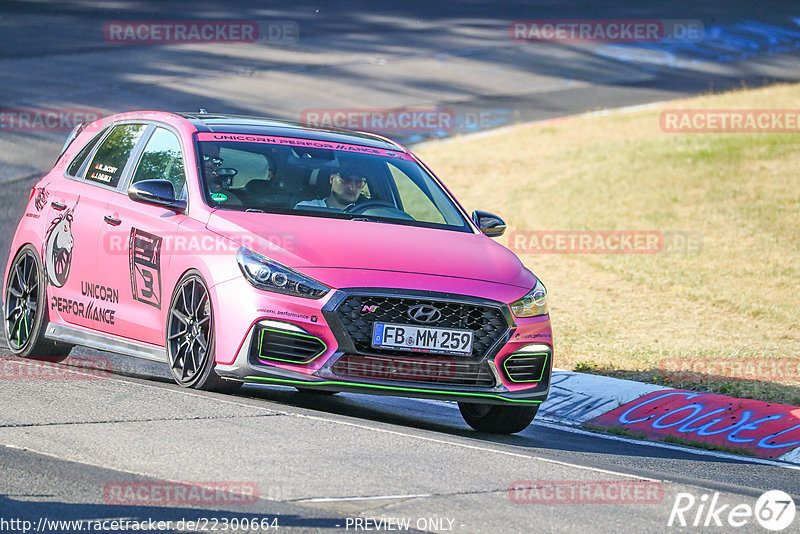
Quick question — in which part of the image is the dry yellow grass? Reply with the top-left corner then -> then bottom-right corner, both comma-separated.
417,83 -> 800,405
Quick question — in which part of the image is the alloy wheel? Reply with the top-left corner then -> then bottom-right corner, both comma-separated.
5,249 -> 40,351
167,275 -> 212,384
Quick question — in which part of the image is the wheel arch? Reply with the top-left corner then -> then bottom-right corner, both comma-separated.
3,236 -> 45,306
161,249 -> 241,331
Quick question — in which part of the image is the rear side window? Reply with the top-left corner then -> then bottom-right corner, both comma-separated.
67,128 -> 108,177
85,124 -> 147,187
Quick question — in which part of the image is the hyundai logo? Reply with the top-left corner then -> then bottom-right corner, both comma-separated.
407,304 -> 442,324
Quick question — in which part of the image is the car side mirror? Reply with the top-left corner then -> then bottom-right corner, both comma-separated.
472,210 -> 506,237
128,179 -> 186,212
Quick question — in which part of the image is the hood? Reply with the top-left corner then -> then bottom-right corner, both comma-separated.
207,211 -> 535,289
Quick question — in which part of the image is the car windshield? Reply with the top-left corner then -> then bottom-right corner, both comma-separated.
195,133 -> 471,232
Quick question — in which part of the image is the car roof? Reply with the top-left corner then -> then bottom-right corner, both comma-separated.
177,112 -> 407,152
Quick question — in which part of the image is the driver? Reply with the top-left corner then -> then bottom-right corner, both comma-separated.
295,163 -> 368,211
201,144 -> 227,193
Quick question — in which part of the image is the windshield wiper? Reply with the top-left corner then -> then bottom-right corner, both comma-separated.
348,216 -> 415,228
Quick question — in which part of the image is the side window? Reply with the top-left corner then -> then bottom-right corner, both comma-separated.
67,128 -> 108,177
388,163 -> 446,224
131,128 -> 186,195
85,124 -> 146,187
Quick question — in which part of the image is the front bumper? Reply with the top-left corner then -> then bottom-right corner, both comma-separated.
215,288 -> 553,405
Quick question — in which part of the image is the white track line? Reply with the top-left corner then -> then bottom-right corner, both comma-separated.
400,390 -> 800,470
5,361 -> 654,481
296,494 -> 432,503
6,360 -> 798,476
531,419 -> 800,471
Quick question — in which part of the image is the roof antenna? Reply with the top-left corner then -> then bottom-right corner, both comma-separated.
198,108 -> 208,114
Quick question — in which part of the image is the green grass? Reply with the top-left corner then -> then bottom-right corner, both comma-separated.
582,424 -> 757,456
417,83 -> 800,406
662,435 -> 756,457
582,423 -> 648,440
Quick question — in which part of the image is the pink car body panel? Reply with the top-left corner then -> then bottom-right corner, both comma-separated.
205,211 -> 535,289
4,110 -> 553,407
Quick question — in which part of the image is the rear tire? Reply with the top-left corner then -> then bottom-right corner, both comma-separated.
458,402 -> 538,434
165,270 -> 239,392
4,245 -> 72,360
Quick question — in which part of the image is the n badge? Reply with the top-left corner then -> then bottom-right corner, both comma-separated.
129,228 -> 162,309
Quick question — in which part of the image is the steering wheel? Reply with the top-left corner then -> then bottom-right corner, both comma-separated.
344,200 -> 395,213
344,200 -> 415,220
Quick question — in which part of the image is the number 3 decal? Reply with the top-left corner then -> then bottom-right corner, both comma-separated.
129,228 -> 162,309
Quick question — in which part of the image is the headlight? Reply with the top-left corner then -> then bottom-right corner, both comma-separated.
237,247 -> 330,299
510,279 -> 548,317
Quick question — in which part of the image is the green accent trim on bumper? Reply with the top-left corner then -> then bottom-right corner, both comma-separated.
243,376 -> 543,404
257,327 -> 327,365
502,352 -> 549,384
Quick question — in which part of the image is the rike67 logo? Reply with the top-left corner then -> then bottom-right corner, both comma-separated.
669,490 -> 796,531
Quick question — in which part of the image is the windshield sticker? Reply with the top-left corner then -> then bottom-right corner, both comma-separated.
196,132 -> 413,160
211,192 -> 228,202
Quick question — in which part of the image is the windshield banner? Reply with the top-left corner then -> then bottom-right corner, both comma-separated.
196,132 -> 414,160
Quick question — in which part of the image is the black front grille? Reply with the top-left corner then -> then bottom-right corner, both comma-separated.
332,354 -> 495,387
332,295 -> 508,359
252,327 -> 325,364
503,353 -> 548,383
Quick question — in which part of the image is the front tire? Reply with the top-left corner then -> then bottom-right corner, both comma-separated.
4,245 -> 72,360
166,270 -> 240,392
458,402 -> 538,434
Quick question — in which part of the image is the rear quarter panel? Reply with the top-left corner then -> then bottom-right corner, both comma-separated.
4,177 -> 58,299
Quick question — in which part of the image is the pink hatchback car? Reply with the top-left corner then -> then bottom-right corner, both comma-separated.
3,111 -> 552,434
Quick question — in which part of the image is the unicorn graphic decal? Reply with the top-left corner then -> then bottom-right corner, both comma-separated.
44,197 -> 79,288
34,183 -> 50,212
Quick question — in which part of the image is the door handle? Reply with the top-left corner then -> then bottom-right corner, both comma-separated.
51,202 -> 67,211
103,215 -> 122,226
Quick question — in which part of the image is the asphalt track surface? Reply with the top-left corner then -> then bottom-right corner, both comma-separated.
2,1 -> 800,532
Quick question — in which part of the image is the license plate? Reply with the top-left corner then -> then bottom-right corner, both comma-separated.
371,322 -> 473,355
